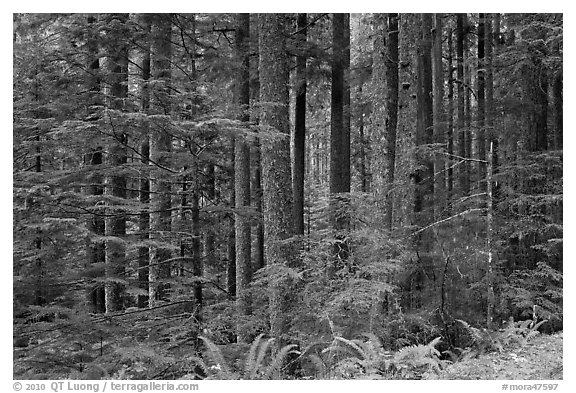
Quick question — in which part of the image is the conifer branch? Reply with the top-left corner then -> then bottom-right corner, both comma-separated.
406,208 -> 485,239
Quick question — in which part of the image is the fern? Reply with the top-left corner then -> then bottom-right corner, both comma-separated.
198,335 -> 299,379
262,344 -> 300,379
199,336 -> 234,379
499,318 -> 548,347
334,336 -> 368,359
456,319 -> 501,354
246,335 -> 274,379
392,336 -> 443,378
307,353 -> 328,379
184,355 -> 210,379
317,334 -> 393,379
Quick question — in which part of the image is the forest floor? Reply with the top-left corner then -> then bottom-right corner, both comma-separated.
434,331 -> 563,380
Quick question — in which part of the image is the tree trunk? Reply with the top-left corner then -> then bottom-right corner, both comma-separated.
343,13 -> 351,195
433,13 -> 445,216
358,83 -> 368,193
293,13 -> 307,237
138,140 -> 150,309
553,71 -> 562,150
486,141 -> 495,328
234,13 -> 252,341
485,14 -> 499,199
329,13 -> 351,266
464,14 -> 472,191
227,140 -> 236,299
250,14 -> 265,271
371,13 -> 387,211
149,15 -> 172,307
103,13 -> 129,313
477,13 -> 487,190
258,13 -> 298,348
414,13 -> 434,228
137,14 -> 151,309
189,14 -> 203,326
446,23 -> 454,206
456,14 -> 468,195
386,13 -> 399,230
85,15 -> 105,313
190,166 -> 202,321
87,147 -> 106,313
396,14 -> 418,230
527,46 -> 549,152
203,163 -> 216,272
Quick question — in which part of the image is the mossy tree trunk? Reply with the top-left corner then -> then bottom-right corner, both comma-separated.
234,13 -> 252,342
103,13 -> 129,313
258,13 -> 299,349
149,15 -> 173,307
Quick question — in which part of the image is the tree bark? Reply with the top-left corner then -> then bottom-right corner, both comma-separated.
330,13 -> 351,266
227,141 -> 236,299
293,13 -> 307,237
358,83 -> 368,193
485,14 -> 499,198
234,13 -> 252,341
258,13 -> 298,348
103,13 -> 129,313
486,141 -> 495,329
477,13 -> 487,190
414,13 -> 434,228
371,13 -> 387,212
343,14 -> 351,195
396,14 -> 418,230
250,13 -> 265,272
188,14 -> 203,326
203,164 -> 216,273
433,13 -> 445,215
85,15 -> 105,313
456,14 -> 470,195
464,14 -> 472,191
386,13 -> 399,230
553,71 -> 562,150
527,40 -> 549,152
149,15 -> 172,306
446,23 -> 454,205
137,14 -> 151,309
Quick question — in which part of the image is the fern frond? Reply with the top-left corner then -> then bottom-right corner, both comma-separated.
530,319 -> 547,333
248,337 -> 275,379
199,336 -> 231,378
244,333 -> 265,378
392,336 -> 443,378
518,320 -> 532,329
427,337 -> 442,355
442,350 -> 459,362
395,344 -> 416,362
334,336 -> 368,359
363,333 -> 383,358
307,353 -> 327,378
321,342 -> 355,361
186,356 -> 210,377
263,344 -> 299,379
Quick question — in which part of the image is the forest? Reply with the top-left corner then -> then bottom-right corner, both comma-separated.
13,13 -> 563,380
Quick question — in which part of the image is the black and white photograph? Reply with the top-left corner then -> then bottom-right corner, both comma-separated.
12,10 -> 564,384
